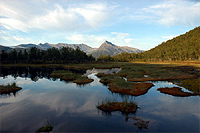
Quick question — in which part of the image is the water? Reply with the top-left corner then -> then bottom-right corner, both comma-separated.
0,68 -> 199,132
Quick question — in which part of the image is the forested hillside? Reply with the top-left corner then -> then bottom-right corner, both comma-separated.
98,26 -> 200,62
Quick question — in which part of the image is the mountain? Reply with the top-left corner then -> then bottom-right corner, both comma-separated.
140,26 -> 200,61
38,43 -> 53,50
111,26 -> 200,61
90,41 -> 142,58
0,45 -> 12,52
55,43 -> 96,53
17,43 -> 39,48
1,41 -> 141,57
7,43 -> 95,54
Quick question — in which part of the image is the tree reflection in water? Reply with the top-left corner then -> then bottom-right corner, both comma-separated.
0,66 -> 86,82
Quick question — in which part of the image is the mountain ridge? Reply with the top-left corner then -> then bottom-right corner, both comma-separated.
90,41 -> 142,58
1,41 -> 142,58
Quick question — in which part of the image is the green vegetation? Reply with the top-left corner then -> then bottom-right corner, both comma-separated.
108,78 -> 154,96
51,70 -> 94,84
1,46 -> 95,64
176,78 -> 200,93
36,120 -> 53,132
0,83 -> 22,94
2,62 -> 199,82
51,70 -> 77,80
117,63 -> 199,82
97,99 -> 138,114
73,76 -> 94,84
97,26 -> 200,62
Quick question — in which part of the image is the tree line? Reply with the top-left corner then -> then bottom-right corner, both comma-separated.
97,26 -> 200,62
1,47 -> 95,64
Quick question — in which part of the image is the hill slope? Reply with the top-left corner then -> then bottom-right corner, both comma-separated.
140,26 -> 200,61
0,45 -> 12,52
100,26 -> 200,62
90,41 -> 142,58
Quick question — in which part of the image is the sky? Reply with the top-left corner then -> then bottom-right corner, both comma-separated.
0,0 -> 199,50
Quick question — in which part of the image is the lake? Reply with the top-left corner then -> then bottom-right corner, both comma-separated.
0,67 -> 199,132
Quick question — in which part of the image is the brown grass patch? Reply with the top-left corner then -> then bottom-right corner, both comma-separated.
73,78 -> 94,84
157,87 -> 200,97
97,101 -> 138,114
128,75 -> 197,82
108,82 -> 154,96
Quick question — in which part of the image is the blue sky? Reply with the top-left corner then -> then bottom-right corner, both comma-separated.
0,0 -> 199,50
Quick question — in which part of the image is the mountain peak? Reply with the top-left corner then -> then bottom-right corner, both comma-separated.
101,40 -> 116,47
91,41 -> 142,58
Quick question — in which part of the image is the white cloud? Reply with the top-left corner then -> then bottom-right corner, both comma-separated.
66,34 -> 106,48
143,0 -> 200,26
111,32 -> 129,39
0,1 -> 116,32
1,36 -> 12,42
13,36 -> 25,41
66,32 -> 137,48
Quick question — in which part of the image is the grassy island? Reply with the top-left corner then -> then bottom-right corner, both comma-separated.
97,100 -> 138,114
73,77 -> 94,84
108,78 -> 154,96
51,70 -> 94,84
157,87 -> 200,97
0,83 -> 22,94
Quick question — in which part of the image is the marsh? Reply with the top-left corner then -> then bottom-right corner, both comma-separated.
0,65 -> 199,132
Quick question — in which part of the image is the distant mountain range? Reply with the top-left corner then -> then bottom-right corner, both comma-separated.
0,41 -> 142,58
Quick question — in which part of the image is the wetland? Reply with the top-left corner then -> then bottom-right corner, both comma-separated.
0,62 -> 199,132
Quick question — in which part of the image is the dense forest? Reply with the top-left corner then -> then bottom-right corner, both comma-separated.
1,47 -> 95,64
97,26 -> 200,62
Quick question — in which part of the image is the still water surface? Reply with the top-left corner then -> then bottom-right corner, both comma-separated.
0,68 -> 199,132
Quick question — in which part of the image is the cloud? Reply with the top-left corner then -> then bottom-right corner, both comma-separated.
111,32 -> 129,39
143,0 -> 200,26
0,18 -> 30,32
65,32 -> 137,48
0,1 -> 116,32
66,34 -> 106,48
13,36 -> 25,41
